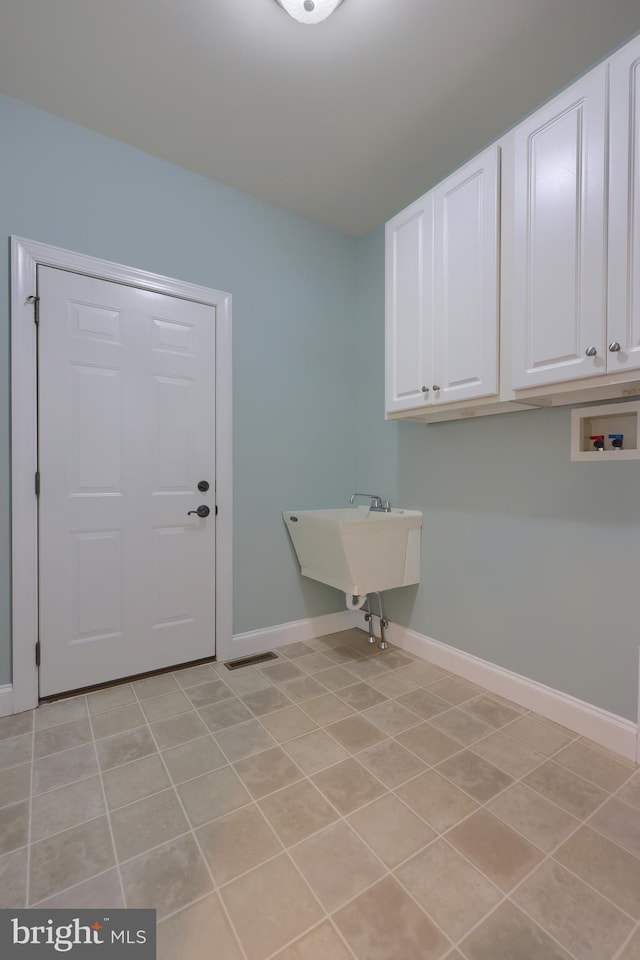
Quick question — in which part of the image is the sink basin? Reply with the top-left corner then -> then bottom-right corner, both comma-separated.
283,506 -> 422,598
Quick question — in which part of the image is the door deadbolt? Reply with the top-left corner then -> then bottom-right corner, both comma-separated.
197,480 -> 210,492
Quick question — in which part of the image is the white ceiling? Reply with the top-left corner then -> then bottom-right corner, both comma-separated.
1,0 -> 640,236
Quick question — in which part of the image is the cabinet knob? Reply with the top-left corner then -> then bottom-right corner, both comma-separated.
432,385 -> 441,391
585,347 -> 598,357
608,342 -> 621,352
421,385 -> 429,393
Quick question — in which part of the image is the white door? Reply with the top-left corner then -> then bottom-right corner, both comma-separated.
512,64 -> 607,389
608,34 -> 640,375
433,145 -> 499,404
38,267 -> 216,696
385,192 -> 435,414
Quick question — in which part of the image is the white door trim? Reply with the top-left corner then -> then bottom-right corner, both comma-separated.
10,237 -> 233,713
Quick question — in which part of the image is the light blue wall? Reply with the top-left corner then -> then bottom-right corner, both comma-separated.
0,94 -> 359,684
355,225 -> 640,722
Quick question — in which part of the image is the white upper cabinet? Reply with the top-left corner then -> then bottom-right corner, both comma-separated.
385,145 -> 499,415
511,64 -> 608,389
608,34 -> 640,375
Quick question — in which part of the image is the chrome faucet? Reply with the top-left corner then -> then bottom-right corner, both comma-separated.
349,493 -> 391,512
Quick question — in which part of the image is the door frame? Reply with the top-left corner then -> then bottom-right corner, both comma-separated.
10,236 -> 233,713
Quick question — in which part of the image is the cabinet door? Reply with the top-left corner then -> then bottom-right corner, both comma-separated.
608,35 -> 640,374
512,66 -> 607,389
432,145 -> 499,404
385,193 -> 435,414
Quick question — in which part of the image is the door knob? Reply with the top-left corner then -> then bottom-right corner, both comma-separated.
608,342 -> 621,352
585,347 -> 598,357
188,505 -> 210,518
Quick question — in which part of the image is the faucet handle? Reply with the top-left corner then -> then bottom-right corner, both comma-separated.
381,499 -> 391,512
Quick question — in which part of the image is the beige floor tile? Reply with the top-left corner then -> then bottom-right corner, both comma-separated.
234,746 -> 303,799
313,666 -> 358,691
447,808 -> 543,891
158,892 -> 243,960
343,658 -> 389,681
87,684 -> 136,714
149,711 -> 208,750
323,644 -> 364,665
281,642 -> 314,659
0,800 -> 29,855
395,722 -> 461,765
259,779 -> 338,846
367,672 -> 419,698
0,762 -> 31,808
334,875 -> 448,960
173,663 -> 218,689
177,766 -> 251,827
555,825 -> 640,919
523,760 -> 607,818
301,694 -> 354,726
91,703 -> 147,739
279,676 -> 326,703
459,900 -> 573,960
161,736 -> 226,783
0,733 -> 33,771
259,706 -> 318,743
326,715 -> 386,753
221,669 -> 272,697
33,742 -> 97,793
338,682 -> 388,711
553,740 -> 632,792
312,758 -> 386,814
0,848 -> 28,908
196,804 -> 282,884
395,838 -> 501,940
282,729 -> 350,775
485,692 -> 529,715
578,736 -> 639,769
427,677 -> 483,705
396,688 -> 450,721
103,754 -> 170,810
272,921 -> 353,960
437,750 -> 513,803
35,697 -> 88,730
29,816 -> 115,904
504,715 -> 574,756
110,788 -> 188,861
396,769 -> 478,833
471,729 -> 544,778
221,854 -> 323,960
34,718 -> 93,758
259,661 -> 305,684
512,859 -> 633,960
0,712 -> 33,741
141,691 -> 193,722
618,929 -> 640,960
133,673 -> 180,700
295,652 -> 336,674
120,834 -> 212,920
394,662 -> 449,685
461,695 -> 522,729
349,794 -> 435,867
618,772 -> 640,811
429,707 -> 494,746
199,698 -> 253,732
589,797 -> 640,857
96,727 -> 157,771
31,776 -> 105,841
184,680 -> 234,709
357,738 -> 426,788
487,782 -> 579,853
363,700 -> 422,736
377,650 -> 413,670
33,868 -> 124,908
290,821 -> 385,911
241,687 -> 293,716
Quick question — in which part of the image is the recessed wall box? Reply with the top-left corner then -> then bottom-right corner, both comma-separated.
571,401 -> 640,461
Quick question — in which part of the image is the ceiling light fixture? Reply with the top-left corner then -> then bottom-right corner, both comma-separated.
275,0 -> 344,25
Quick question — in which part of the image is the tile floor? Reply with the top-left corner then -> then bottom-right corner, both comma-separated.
0,628 -> 639,960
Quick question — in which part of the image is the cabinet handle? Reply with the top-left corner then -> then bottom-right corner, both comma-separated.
432,385 -> 441,391
585,347 -> 598,357
421,385 -> 429,393
608,342 -> 621,352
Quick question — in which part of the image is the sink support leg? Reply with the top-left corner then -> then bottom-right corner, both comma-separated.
363,598 -> 377,644
375,592 -> 389,651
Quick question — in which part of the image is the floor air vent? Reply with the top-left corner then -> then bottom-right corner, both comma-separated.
224,651 -> 278,670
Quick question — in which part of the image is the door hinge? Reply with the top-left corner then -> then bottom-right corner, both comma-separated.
35,641 -> 41,667
26,294 -> 40,325
215,504 -> 218,516
35,471 -> 40,496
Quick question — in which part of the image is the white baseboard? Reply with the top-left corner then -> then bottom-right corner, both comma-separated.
385,621 -> 638,763
0,685 -> 14,718
227,609 -> 360,662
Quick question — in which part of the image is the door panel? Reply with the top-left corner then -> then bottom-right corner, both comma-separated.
38,267 -> 216,696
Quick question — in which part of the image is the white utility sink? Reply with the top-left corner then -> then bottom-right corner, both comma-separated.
283,505 -> 422,600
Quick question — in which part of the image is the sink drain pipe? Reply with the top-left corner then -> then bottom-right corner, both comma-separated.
345,593 -> 367,610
